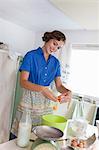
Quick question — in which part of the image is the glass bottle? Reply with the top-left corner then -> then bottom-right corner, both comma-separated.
17,109 -> 32,148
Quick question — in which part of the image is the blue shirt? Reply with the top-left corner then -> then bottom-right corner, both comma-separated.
19,47 -> 61,86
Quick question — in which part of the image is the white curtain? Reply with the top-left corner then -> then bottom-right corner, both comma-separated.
0,49 -> 19,143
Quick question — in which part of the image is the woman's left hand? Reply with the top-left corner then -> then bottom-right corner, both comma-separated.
58,90 -> 72,103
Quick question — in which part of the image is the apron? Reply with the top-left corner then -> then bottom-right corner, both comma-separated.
11,88 -> 53,136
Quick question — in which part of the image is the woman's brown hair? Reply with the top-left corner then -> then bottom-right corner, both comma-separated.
42,30 -> 66,42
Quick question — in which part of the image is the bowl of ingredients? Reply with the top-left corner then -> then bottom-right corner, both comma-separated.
68,118 -> 88,138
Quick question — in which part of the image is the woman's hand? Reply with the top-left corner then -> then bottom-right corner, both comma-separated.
41,87 -> 58,102
58,90 -> 72,103
55,77 -> 72,103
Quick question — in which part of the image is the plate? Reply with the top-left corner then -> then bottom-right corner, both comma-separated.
32,125 -> 63,141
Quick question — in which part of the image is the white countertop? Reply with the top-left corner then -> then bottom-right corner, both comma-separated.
0,139 -> 32,150
0,124 -> 98,150
0,138 -> 99,150
0,132 -> 37,150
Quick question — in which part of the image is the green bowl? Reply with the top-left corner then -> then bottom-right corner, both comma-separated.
42,114 -> 67,132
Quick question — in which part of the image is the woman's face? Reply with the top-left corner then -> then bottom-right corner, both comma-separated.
44,39 -> 65,54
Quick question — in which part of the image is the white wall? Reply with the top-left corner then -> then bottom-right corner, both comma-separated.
0,18 -> 35,55
64,30 -> 99,44
34,30 -> 99,46
0,18 -> 98,55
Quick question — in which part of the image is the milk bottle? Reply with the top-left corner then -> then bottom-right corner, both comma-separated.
17,110 -> 32,147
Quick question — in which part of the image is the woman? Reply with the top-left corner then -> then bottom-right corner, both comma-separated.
11,30 -> 72,138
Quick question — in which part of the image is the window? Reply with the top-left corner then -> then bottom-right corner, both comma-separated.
69,44 -> 99,98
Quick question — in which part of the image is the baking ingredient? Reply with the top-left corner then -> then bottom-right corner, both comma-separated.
58,93 -> 67,102
33,143 -> 56,150
71,138 -> 86,148
17,110 -> 32,147
71,139 -> 78,147
53,105 -> 58,110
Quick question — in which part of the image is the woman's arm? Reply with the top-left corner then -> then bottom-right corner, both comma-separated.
20,71 -> 44,92
20,71 -> 58,102
55,77 -> 72,103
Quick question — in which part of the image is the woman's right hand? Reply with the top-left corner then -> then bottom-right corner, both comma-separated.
41,87 -> 58,102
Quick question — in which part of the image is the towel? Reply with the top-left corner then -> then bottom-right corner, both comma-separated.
0,51 -> 19,143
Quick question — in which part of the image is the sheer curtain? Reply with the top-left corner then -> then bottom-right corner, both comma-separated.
0,49 -> 19,143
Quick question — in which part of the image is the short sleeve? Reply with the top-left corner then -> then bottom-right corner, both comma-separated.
19,52 -> 31,72
55,61 -> 61,78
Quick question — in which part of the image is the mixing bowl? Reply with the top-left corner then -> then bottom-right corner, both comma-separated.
42,114 -> 67,132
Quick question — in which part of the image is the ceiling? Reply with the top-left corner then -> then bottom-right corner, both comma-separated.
50,0 -> 99,30
0,0 -> 98,31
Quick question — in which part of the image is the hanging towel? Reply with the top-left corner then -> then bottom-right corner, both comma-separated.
72,100 -> 85,120
0,50 -> 19,143
71,97 -> 97,125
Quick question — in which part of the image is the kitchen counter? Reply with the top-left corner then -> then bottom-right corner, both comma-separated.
0,132 -> 37,150
0,139 -> 32,150
0,124 -> 98,150
0,138 -> 99,150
